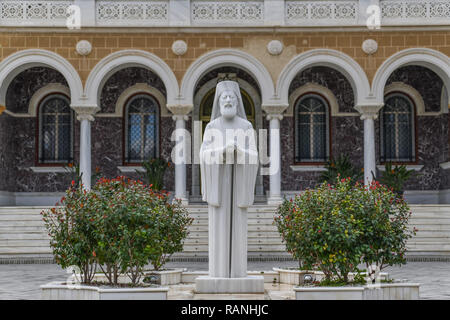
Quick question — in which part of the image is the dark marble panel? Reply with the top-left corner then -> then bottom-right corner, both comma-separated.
278,115 -> 363,191
288,67 -> 355,113
100,67 -> 166,114
91,116 -> 175,191
386,66 -> 443,113
5,67 -> 68,113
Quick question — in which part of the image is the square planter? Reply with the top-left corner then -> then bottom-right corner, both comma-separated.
273,268 -> 315,285
364,283 -> 420,300
144,268 -> 184,285
295,286 -> 365,300
41,282 -> 168,300
294,283 -> 420,300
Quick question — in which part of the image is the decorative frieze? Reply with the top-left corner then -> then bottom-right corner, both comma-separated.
285,0 -> 358,25
0,0 -> 73,26
191,0 -> 264,25
96,0 -> 168,26
381,0 -> 450,24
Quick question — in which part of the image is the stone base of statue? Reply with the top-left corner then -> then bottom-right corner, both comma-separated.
195,276 -> 264,294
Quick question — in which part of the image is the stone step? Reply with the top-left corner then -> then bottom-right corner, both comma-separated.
0,214 -> 45,221
0,226 -> 47,232
0,239 -> 50,247
0,247 -> 53,255
0,233 -> 49,240
0,220 -> 46,227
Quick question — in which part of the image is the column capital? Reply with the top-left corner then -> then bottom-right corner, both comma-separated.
71,105 -> 100,121
172,114 -> 189,121
262,104 -> 288,121
167,104 -> 193,116
354,104 -> 383,120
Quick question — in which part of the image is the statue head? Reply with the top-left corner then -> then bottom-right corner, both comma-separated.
219,90 -> 238,120
210,80 -> 247,121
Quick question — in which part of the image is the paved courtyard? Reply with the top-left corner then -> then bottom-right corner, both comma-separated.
0,261 -> 449,300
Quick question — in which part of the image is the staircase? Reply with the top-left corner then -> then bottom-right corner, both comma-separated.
0,207 -> 52,262
407,205 -> 450,259
1,205 -> 450,262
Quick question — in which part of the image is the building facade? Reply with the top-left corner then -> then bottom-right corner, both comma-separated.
0,0 -> 449,206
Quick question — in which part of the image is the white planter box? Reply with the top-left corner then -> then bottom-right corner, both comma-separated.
273,268 -> 314,285
144,268 -> 184,285
295,286 -> 365,300
364,283 -> 420,300
295,283 -> 420,300
274,268 -> 389,285
41,282 -> 168,300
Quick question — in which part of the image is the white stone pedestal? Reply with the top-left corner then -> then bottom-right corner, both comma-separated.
195,276 -> 265,294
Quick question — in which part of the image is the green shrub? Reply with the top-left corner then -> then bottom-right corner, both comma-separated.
137,158 -> 171,191
42,177 -> 192,286
274,178 -> 415,285
41,182 -> 98,284
374,162 -> 416,197
320,155 -> 363,185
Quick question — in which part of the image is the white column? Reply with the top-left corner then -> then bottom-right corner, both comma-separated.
362,114 -> 376,185
167,104 -> 193,204
267,113 -> 283,204
73,106 -> 98,190
355,104 -> 383,185
79,115 -> 93,190
262,105 -> 288,205
173,114 -> 189,204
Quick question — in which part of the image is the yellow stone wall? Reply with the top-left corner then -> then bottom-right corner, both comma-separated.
0,31 -> 449,85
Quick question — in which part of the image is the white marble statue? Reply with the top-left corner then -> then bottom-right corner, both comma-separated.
199,80 -> 259,279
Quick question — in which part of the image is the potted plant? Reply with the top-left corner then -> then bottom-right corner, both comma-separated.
320,154 -> 363,185
137,158 -> 171,191
374,162 -> 416,197
275,178 -> 419,300
40,177 -> 192,300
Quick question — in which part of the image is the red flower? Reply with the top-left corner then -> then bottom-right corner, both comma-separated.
71,180 -> 75,186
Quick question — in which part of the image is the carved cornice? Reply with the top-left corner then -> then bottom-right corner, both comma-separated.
166,104 -> 194,116
71,105 -> 100,122
354,104 -> 383,120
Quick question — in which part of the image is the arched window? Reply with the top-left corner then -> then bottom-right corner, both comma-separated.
380,93 -> 416,163
124,94 -> 159,164
294,93 -> 330,163
38,94 -> 73,164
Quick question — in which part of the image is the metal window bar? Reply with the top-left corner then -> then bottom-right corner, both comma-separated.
295,94 -> 329,163
125,95 -> 159,163
381,93 -> 415,162
39,94 -> 73,164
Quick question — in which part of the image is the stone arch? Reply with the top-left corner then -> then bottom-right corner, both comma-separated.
180,49 -> 275,106
85,50 -> 179,107
373,48 -> 450,106
0,49 -> 83,107
277,49 -> 371,107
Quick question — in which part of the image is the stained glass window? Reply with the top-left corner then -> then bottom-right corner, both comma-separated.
380,93 -> 415,163
124,94 -> 159,163
38,94 -> 73,164
295,94 -> 329,163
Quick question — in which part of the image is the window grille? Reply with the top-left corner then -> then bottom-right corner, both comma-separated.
380,93 -> 415,163
124,94 -> 159,163
38,94 -> 73,164
295,94 -> 330,163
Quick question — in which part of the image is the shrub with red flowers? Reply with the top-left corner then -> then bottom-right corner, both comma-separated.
274,178 -> 415,285
41,184 -> 98,284
42,177 -> 192,286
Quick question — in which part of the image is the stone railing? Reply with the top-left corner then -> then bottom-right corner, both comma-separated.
0,0 -> 448,28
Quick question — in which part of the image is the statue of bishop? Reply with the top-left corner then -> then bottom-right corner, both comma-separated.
199,80 -> 259,279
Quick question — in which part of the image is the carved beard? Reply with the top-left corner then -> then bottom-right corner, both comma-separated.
221,103 -> 237,119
